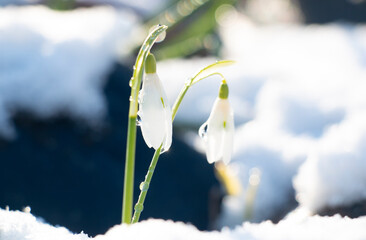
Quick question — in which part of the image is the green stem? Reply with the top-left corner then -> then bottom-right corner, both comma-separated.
122,25 -> 168,224
131,145 -> 162,223
172,82 -> 190,120
122,116 -> 137,223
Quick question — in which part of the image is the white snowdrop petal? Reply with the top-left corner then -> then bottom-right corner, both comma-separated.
201,97 -> 235,164
222,103 -> 234,165
162,102 -> 173,151
139,73 -> 173,150
222,120 -> 234,165
206,125 -> 223,163
159,79 -> 173,152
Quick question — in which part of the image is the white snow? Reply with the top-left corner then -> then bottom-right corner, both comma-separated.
0,208 -> 90,240
157,13 -> 366,226
1,208 -> 366,240
294,112 -> 366,211
0,5 -> 138,138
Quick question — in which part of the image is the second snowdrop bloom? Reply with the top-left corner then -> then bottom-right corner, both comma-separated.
138,54 -> 172,151
199,80 -> 234,164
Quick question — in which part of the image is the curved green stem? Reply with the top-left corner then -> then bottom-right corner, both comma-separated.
171,82 -> 190,120
172,68 -> 230,120
122,25 -> 167,224
131,60 -> 234,223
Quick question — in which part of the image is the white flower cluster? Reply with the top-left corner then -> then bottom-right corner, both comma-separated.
138,54 -> 234,164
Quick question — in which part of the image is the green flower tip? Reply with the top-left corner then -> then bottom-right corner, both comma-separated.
145,53 -> 156,74
219,80 -> 229,99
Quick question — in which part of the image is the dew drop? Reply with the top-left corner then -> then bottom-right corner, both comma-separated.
149,25 -> 166,43
129,96 -> 134,102
129,79 -> 133,87
134,203 -> 144,212
139,182 -> 150,191
156,30 -> 166,43
198,122 -> 208,139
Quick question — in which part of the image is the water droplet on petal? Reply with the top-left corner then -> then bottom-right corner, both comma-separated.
199,122 -> 208,139
129,79 -> 133,87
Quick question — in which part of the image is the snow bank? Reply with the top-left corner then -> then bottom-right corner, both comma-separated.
0,5 -> 138,138
294,112 -> 366,211
0,208 -> 89,240
1,208 -> 366,240
157,13 -> 366,225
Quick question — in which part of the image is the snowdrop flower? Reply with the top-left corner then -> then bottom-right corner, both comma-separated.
199,80 -> 234,164
138,54 -> 172,151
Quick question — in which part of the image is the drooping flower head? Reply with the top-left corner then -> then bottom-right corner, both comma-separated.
199,80 -> 234,164
138,53 -> 172,151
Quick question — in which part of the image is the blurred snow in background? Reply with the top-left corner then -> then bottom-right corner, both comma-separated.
0,5 -> 138,138
158,12 -> 366,227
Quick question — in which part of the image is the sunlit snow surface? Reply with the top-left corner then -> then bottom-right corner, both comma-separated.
1,208 -> 366,240
158,14 -> 366,226
0,5 -> 138,138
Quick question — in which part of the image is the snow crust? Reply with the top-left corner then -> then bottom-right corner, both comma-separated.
0,5 -> 137,138
1,208 -> 366,240
0,209 -> 89,240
